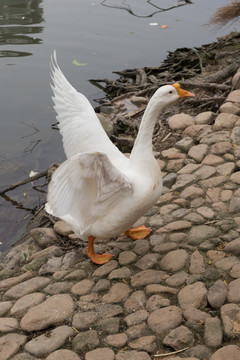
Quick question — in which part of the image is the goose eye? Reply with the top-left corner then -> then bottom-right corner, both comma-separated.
169,90 -> 173,94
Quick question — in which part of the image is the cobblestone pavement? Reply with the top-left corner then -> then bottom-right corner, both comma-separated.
1,80 -> 240,360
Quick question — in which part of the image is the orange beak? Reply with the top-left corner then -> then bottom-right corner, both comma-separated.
173,82 -> 195,98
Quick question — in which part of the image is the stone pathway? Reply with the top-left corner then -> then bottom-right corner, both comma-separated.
1,77 -> 240,359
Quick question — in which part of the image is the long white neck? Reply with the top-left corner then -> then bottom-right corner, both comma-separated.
130,96 -> 164,163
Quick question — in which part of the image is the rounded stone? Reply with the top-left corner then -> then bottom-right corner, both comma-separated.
178,282 -> 207,310
85,348 -> 115,360
24,325 -> 74,356
160,249 -> 188,272
46,349 -> 81,360
168,113 -> 195,130
20,294 -> 74,331
210,345 -> 240,360
147,306 -> 182,337
10,293 -> 45,316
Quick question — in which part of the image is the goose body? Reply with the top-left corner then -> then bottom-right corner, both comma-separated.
46,52 -> 194,263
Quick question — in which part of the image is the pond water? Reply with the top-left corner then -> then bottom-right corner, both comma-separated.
0,0 -> 239,255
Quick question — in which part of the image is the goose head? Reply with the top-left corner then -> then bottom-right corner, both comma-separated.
150,82 -> 195,112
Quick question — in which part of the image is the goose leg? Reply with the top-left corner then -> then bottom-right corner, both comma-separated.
86,236 -> 114,264
123,225 -> 152,240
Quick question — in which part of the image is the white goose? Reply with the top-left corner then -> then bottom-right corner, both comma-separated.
46,51 -> 194,264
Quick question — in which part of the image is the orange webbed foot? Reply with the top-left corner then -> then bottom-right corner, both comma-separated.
123,225 -> 152,240
86,236 -> 114,265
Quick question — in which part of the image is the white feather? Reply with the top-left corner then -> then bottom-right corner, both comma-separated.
46,51 -> 192,241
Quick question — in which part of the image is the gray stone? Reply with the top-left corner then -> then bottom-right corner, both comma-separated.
163,172 -> 177,187
175,137 -> 194,152
210,345 -> 240,360
168,113 -> 195,130
200,130 -> 230,144
24,325 -> 74,356
135,254 -> 160,270
228,278 -> 240,303
178,282 -> 207,310
160,249 -> 188,272
220,303 -> 240,337
188,144 -> 208,162
213,113 -> 239,130
204,317 -> 223,348
207,280 -> 228,309
115,350 -> 151,360
20,294 -> 74,331
188,225 -> 219,245
147,306 -> 182,337
196,111 -> 214,124
72,330 -> 100,354
163,325 -> 194,350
